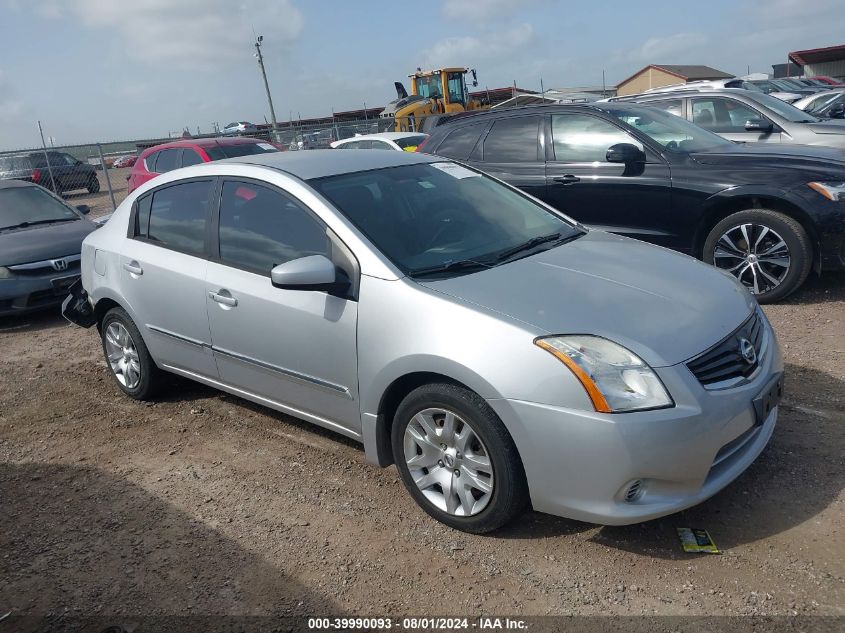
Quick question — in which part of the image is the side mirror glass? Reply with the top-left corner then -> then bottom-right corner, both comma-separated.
744,119 -> 774,133
270,255 -> 348,295
76,204 -> 90,214
606,143 -> 646,164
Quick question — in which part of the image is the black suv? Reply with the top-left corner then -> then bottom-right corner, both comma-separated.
0,151 -> 100,196
420,103 -> 845,302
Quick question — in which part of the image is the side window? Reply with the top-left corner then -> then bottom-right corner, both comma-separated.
551,114 -> 641,163
483,116 -> 540,162
371,140 -> 394,150
154,149 -> 180,173
691,98 -> 766,132
144,151 -> 159,172
434,123 -> 485,160
180,149 -> 204,167
145,180 -> 213,256
218,180 -> 330,275
61,153 -> 78,165
134,194 -> 153,237
355,140 -> 373,150
648,99 -> 684,118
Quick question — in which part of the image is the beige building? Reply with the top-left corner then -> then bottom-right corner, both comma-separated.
615,64 -> 734,96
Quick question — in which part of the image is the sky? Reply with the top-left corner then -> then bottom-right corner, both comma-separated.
0,0 -> 843,149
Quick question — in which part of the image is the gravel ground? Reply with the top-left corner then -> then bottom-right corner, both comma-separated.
0,264 -> 843,624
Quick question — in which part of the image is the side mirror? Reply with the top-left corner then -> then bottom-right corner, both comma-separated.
828,103 -> 845,119
606,143 -> 646,164
745,119 -> 774,133
270,255 -> 348,295
76,204 -> 90,214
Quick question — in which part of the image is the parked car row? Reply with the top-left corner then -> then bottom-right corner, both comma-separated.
0,151 -> 100,195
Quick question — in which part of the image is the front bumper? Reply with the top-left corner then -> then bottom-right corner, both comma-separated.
488,318 -> 784,525
0,274 -> 80,317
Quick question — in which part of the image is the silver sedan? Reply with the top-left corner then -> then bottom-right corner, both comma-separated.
65,150 -> 783,533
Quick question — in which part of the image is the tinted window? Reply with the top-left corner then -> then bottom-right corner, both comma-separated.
611,107 -> 732,152
154,149 -> 180,173
134,194 -> 152,237
371,140 -> 394,150
145,180 -> 213,255
483,117 -> 540,162
144,151 -> 159,172
648,99 -> 684,117
180,149 -> 204,167
218,181 -> 329,275
434,123 -> 485,160
0,156 -> 31,172
60,153 -> 78,166
551,114 -> 640,162
691,98 -> 768,132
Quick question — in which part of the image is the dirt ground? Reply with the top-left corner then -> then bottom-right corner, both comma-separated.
0,261 -> 843,624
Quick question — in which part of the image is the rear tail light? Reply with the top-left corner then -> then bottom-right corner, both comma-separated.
415,136 -> 431,153
31,168 -> 41,183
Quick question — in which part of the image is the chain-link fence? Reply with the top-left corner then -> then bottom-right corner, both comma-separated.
0,117 -> 395,218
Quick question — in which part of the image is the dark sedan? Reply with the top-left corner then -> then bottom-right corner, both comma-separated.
419,103 -> 845,302
0,180 -> 97,316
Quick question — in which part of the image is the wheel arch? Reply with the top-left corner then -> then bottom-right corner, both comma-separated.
694,191 -> 821,272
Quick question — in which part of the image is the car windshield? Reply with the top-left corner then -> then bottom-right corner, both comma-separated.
612,107 -> 734,153
0,186 -> 78,230
745,92 -> 821,122
395,135 -> 428,150
309,162 -> 582,277
205,142 -> 279,160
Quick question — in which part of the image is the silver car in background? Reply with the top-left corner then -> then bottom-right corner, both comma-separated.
64,150 -> 783,533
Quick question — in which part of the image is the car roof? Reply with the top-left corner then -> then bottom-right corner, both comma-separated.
0,178 -> 38,190
340,132 -> 427,141
143,136 -> 269,153
222,148 -> 440,180
431,101 -> 672,127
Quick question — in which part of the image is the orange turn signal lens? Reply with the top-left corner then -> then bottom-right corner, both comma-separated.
534,339 -> 612,413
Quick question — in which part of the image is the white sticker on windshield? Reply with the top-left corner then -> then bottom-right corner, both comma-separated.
257,143 -> 276,151
431,162 -> 479,179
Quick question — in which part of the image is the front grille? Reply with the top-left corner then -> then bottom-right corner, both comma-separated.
11,259 -> 80,277
687,311 -> 765,387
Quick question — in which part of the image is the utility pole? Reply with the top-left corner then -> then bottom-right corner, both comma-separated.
254,35 -> 279,138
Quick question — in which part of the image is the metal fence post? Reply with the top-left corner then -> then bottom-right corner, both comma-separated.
37,120 -> 58,193
97,143 -> 117,211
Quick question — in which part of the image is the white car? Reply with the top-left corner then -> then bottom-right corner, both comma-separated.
222,122 -> 258,136
793,89 -> 845,116
331,132 -> 428,152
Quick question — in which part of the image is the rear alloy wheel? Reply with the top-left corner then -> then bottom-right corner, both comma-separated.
703,209 -> 812,303
100,307 -> 163,400
392,383 -> 528,533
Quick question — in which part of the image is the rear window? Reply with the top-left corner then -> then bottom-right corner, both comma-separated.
395,135 -> 427,150
433,123 -> 486,160
154,149 -> 180,173
0,156 -> 32,172
205,142 -> 279,160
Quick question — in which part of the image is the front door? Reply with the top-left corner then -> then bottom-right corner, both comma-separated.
119,178 -> 219,378
205,179 -> 361,436
542,112 -> 675,248
689,97 -> 784,143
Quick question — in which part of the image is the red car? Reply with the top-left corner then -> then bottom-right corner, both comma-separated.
112,154 -> 137,169
127,137 -> 281,193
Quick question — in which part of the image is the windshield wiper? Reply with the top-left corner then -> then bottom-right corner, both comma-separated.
409,258 -> 493,278
0,217 -> 77,232
489,232 -> 573,263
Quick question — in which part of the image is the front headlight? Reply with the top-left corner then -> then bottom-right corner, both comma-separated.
535,335 -> 673,413
808,181 -> 845,201
0,266 -> 14,280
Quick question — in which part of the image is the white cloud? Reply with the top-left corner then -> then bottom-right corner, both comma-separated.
442,0 -> 534,20
18,0 -> 304,70
419,23 -> 534,68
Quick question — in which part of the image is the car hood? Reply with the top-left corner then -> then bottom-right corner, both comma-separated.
691,141 -> 845,168
0,219 -> 96,266
419,231 -> 755,368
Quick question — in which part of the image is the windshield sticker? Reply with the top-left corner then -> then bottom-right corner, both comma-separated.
431,162 -> 480,179
257,143 -> 276,151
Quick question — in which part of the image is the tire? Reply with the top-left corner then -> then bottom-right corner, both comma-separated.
391,383 -> 528,533
703,209 -> 812,303
87,176 -> 100,194
100,307 -> 163,400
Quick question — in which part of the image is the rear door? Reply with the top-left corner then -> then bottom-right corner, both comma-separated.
119,178 -> 219,378
468,115 -> 546,200
543,112 -> 675,247
205,179 -> 361,434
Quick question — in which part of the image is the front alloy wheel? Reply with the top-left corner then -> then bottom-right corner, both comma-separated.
403,407 -> 494,516
713,223 -> 790,295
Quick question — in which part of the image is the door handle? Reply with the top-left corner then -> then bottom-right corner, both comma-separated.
123,261 -> 143,275
209,290 -> 238,307
552,174 -> 580,184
